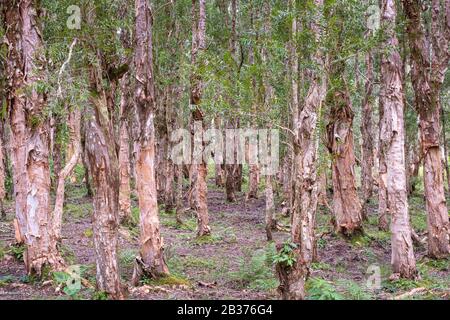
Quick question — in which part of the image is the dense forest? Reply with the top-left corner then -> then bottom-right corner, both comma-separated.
0,0 -> 449,301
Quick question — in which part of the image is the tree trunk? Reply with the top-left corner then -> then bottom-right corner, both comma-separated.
85,93 -> 123,299
132,0 -> 170,283
380,0 -> 417,278
53,107 -> 81,241
4,0 -> 64,274
277,0 -> 326,300
402,0 -> 450,258
118,74 -> 132,223
361,46 -> 375,217
326,85 -> 363,236
189,0 -> 211,236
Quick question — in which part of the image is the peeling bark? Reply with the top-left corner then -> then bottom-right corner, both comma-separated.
84,93 -> 123,299
190,0 -> 211,236
132,0 -> 170,283
4,0 -> 64,274
326,79 -> 363,236
380,0 -> 417,278
402,0 -> 450,258
277,0 -> 326,300
118,74 -> 131,223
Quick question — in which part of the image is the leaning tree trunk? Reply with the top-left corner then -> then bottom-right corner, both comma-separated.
380,0 -> 417,278
132,0 -> 170,284
4,0 -> 64,274
402,0 -> 450,259
53,106 -> 81,241
277,0 -> 326,300
326,87 -> 363,237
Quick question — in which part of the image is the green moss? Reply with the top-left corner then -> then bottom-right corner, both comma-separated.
141,275 -> 191,287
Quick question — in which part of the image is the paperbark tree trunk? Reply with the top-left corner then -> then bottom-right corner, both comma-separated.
326,76 -> 363,237
4,0 -> 64,274
380,0 -> 417,278
190,0 -> 211,236
132,0 -> 170,283
118,74 -> 132,223
53,107 -> 81,241
361,46 -> 375,217
402,0 -> 450,258
277,0 -> 326,300
84,92 -> 123,299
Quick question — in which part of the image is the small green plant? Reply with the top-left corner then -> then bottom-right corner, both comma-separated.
92,291 -> 109,300
118,248 -> 138,269
230,244 -> 278,291
272,241 -> 297,267
83,228 -> 93,238
338,279 -> 374,300
311,261 -> 332,271
9,244 -> 25,261
0,275 -> 15,287
306,277 -> 344,300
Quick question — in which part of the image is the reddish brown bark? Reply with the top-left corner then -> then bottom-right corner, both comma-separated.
326,87 -> 363,236
402,0 -> 450,258
132,0 -> 170,283
4,0 -> 64,274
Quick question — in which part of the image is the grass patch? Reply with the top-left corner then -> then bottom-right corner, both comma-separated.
162,217 -> 197,231
64,202 -> 93,219
193,234 -> 223,245
141,274 -> 190,287
183,256 -> 216,269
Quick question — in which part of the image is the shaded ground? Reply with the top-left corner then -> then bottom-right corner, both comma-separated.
0,176 -> 449,300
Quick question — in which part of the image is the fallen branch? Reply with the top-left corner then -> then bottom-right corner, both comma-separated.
393,287 -> 427,300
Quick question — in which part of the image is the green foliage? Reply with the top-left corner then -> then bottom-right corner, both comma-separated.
0,275 -> 15,287
230,243 -> 278,291
9,244 -> 25,261
338,279 -> 374,300
118,248 -> 138,269
273,241 -> 297,267
92,291 -> 109,300
306,277 -> 344,300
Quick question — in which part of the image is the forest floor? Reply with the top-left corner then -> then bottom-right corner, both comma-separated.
0,170 -> 449,300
